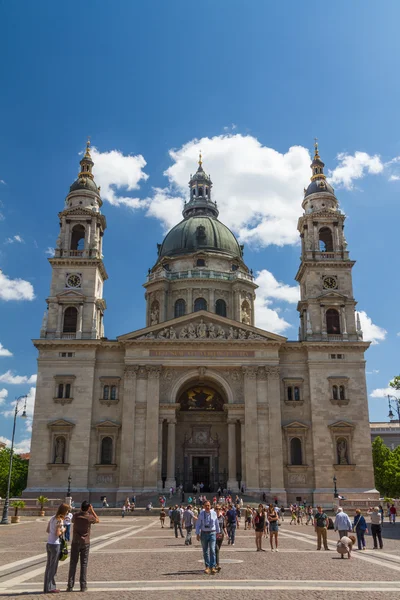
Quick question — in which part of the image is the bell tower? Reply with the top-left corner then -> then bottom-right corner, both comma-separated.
295,142 -> 363,342
41,139 -> 108,340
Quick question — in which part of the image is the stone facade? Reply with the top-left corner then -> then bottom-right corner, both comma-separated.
26,143 -> 375,505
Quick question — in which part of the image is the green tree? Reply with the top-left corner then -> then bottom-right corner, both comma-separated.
0,448 -> 29,497
389,376 -> 400,392
372,436 -> 391,494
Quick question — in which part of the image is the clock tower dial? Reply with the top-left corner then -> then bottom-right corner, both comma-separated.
323,276 -> 337,290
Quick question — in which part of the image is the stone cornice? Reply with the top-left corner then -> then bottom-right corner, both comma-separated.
49,257 -> 108,280
295,260 -> 355,282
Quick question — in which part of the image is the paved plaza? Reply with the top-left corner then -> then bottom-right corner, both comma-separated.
0,514 -> 399,598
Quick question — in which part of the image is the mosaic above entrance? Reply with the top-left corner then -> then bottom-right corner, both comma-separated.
179,386 -> 225,411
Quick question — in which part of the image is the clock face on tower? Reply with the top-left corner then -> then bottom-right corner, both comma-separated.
66,274 -> 82,288
323,276 -> 337,290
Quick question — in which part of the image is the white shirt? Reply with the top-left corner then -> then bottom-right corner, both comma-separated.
47,516 -> 61,544
64,512 -> 73,525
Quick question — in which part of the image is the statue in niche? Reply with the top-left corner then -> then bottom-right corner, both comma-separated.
337,439 -> 348,465
197,319 -> 207,338
150,303 -> 159,326
54,437 -> 66,464
208,322 -> 216,338
241,302 -> 251,325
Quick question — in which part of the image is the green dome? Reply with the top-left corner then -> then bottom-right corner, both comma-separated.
159,215 -> 242,258
69,176 -> 99,194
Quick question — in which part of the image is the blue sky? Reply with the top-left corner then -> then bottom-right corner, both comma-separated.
1,0 -> 400,451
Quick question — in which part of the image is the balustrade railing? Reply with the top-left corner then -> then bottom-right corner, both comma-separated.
147,269 -> 253,283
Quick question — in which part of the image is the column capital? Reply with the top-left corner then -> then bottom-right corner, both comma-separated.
124,365 -> 139,379
136,366 -> 148,380
147,365 -> 162,379
242,366 -> 258,379
266,366 -> 280,380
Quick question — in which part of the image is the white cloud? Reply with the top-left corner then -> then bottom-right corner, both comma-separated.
2,387 -> 36,435
5,235 -> 24,244
397,332 -> 400,337
0,343 -> 12,357
0,370 -> 37,385
148,135 -> 312,247
0,180 -> 5,185
254,269 -> 299,333
389,174 -> 400,181
328,151 -> 384,189
366,369 -> 380,375
0,270 -> 35,301
358,310 -> 387,345
91,146 -> 149,208
45,247 -> 55,257
0,388 -> 8,405
0,435 -> 31,453
370,386 -> 400,399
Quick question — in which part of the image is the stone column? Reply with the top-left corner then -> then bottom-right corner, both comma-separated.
157,418 -> 164,491
76,304 -> 83,339
320,304 -> 327,339
243,366 -> 259,491
341,305 -> 348,338
266,366 -> 286,503
240,419 -> 246,490
64,219 -> 71,252
165,419 -> 176,489
209,288 -> 215,313
227,419 -> 237,490
56,304 -> 63,338
187,288 -> 193,314
143,366 -> 161,491
117,366 -> 137,498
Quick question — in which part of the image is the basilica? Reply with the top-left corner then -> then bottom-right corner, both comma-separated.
26,141 -> 375,505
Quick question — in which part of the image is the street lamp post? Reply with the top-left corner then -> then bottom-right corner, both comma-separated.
0,395 -> 28,525
333,475 -> 338,498
387,395 -> 400,421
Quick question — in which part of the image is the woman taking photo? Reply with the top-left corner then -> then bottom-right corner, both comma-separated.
268,504 -> 280,551
254,504 -> 266,551
44,503 -> 70,593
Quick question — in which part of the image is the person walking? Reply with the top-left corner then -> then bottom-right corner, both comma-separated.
172,505 -> 184,539
225,503 -> 238,546
389,504 -> 397,524
160,507 -> 166,528
314,506 -> 330,550
254,504 -> 267,551
334,507 -> 352,539
370,506 -> 383,549
267,504 -> 279,552
43,503 -> 70,594
195,500 -> 220,574
215,505 -> 227,571
64,509 -> 73,542
353,509 -> 368,550
183,504 -> 195,545
66,501 -> 99,593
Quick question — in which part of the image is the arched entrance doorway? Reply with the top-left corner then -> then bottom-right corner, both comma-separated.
176,383 -> 228,492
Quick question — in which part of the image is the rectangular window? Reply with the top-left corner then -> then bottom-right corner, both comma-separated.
65,384 -> 71,398
59,352 -> 75,357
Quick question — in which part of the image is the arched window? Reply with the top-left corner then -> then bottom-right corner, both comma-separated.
100,437 -> 113,465
111,386 -> 117,400
198,187 -> 203,196
290,437 -> 302,465
319,227 -> 333,252
326,309 -> 341,334
196,258 -> 205,267
194,297 -> 207,312
63,307 -> 78,333
174,299 -> 186,318
294,386 -> 300,401
70,224 -> 85,251
332,385 -> 338,400
215,299 -> 227,317
103,385 -> 109,400
57,384 -> 64,399
339,385 -> 346,400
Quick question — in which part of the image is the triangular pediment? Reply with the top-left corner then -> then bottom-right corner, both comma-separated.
319,291 -> 348,300
47,419 -> 75,429
94,420 -> 121,430
283,421 -> 309,431
118,310 -> 287,343
328,420 -> 355,430
55,289 -> 86,301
